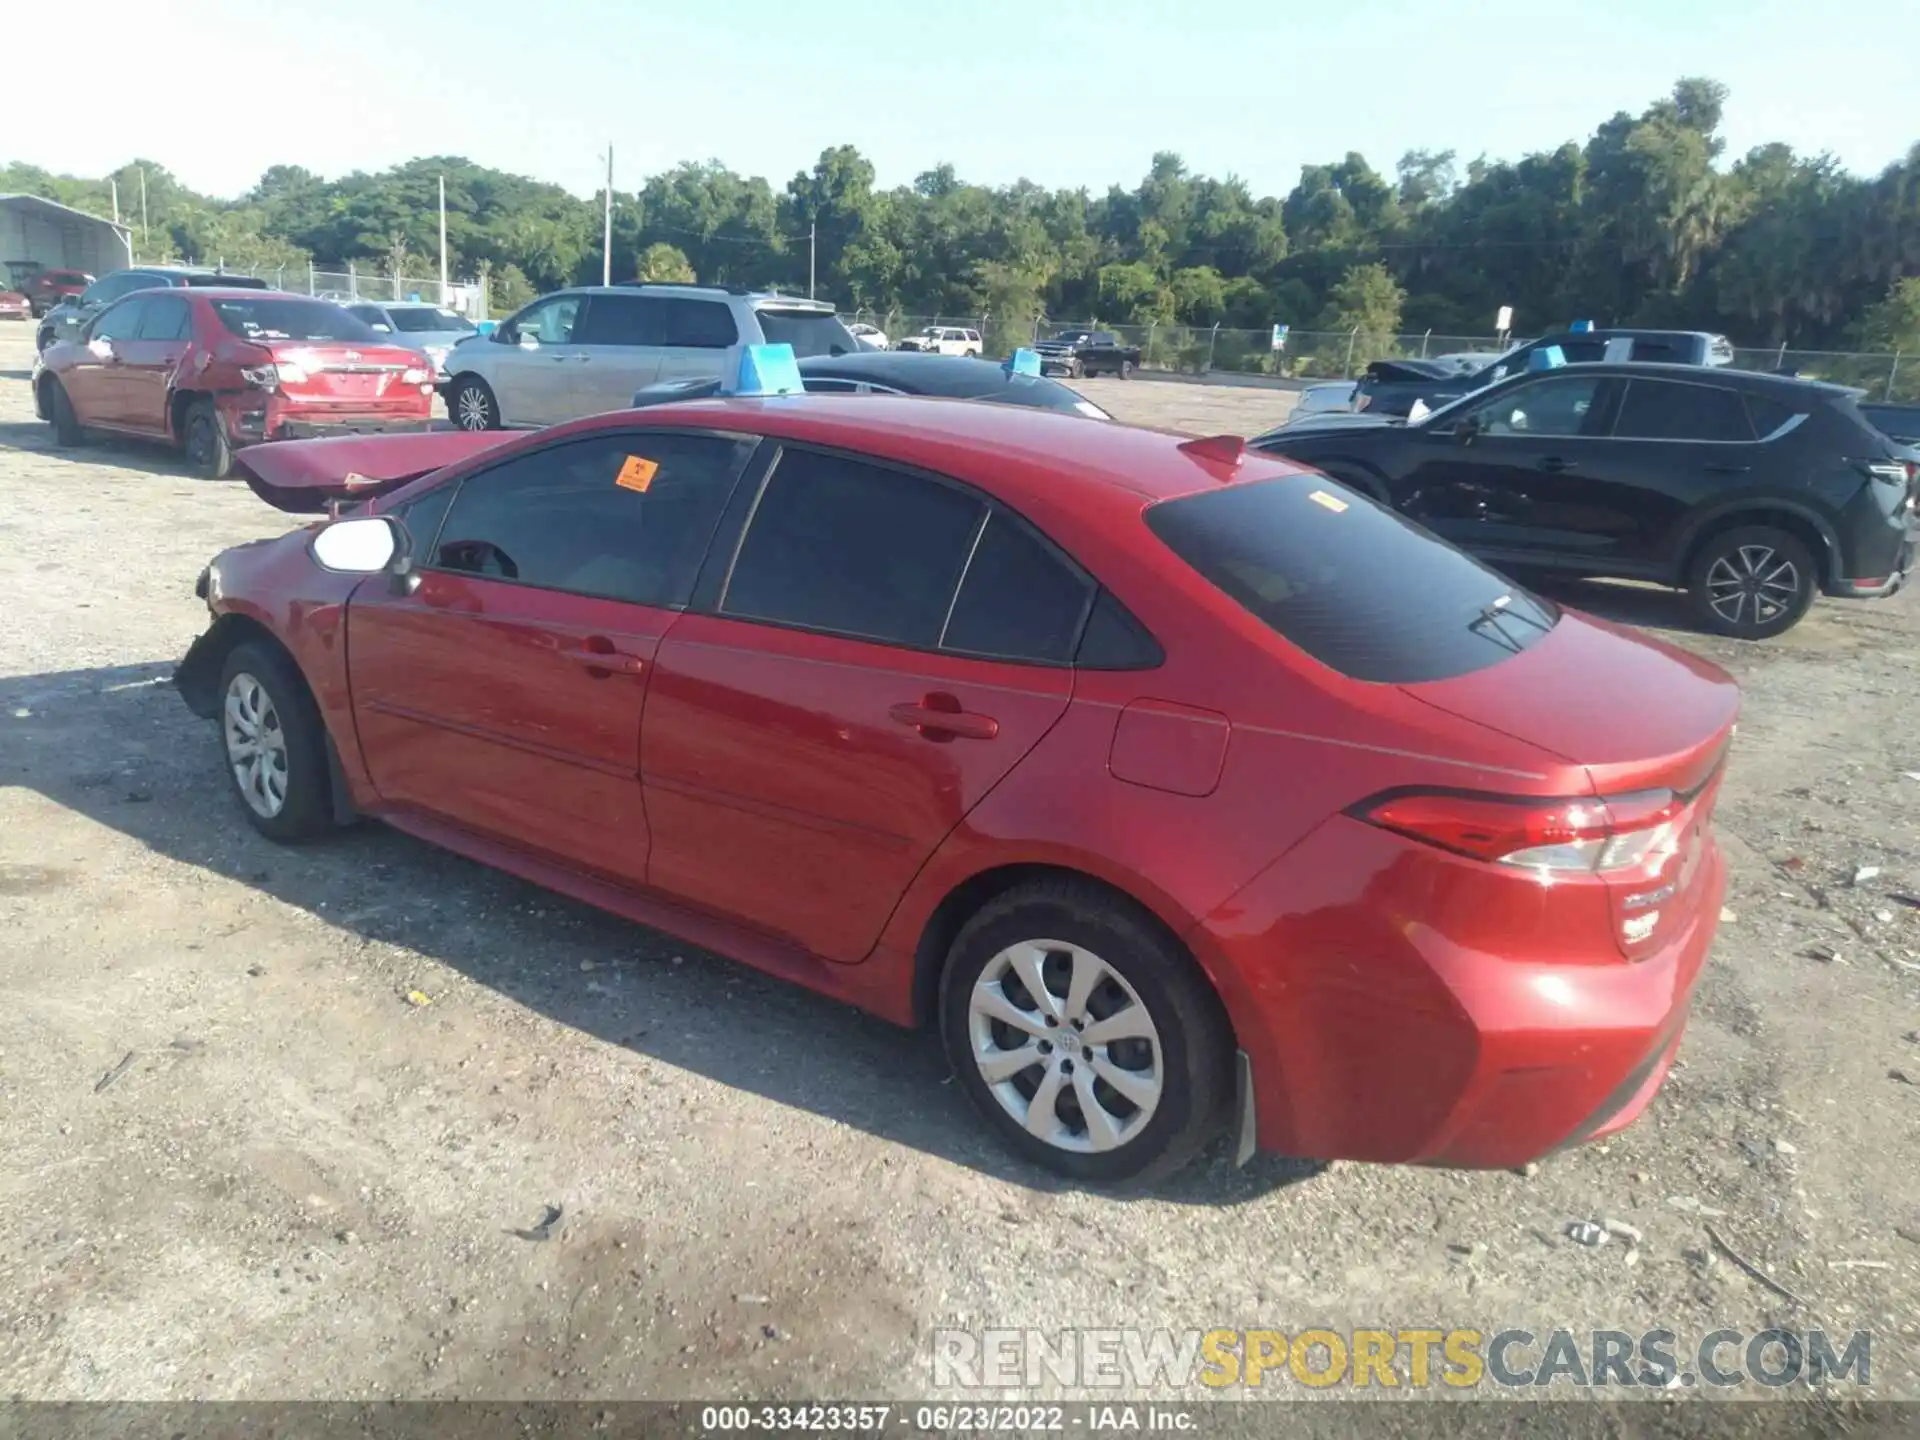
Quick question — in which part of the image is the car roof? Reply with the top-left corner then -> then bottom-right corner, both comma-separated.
1518,360 -> 1852,397
797,351 -> 1061,390
554,284 -> 836,312
552,394 -> 1301,516
185,288 -> 345,302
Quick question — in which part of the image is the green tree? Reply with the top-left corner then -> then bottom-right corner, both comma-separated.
635,242 -> 696,283
1318,262 -> 1405,344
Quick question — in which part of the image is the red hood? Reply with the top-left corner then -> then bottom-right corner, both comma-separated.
233,431 -> 518,513
1403,608 -> 1740,794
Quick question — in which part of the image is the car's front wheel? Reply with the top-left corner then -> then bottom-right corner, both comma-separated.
218,641 -> 335,842
450,375 -> 499,431
941,880 -> 1233,1187
1685,525 -> 1817,639
43,377 -> 84,445
1119,359 -> 1135,379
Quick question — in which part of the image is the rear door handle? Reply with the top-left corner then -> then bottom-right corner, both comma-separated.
1704,462 -> 1750,474
889,698 -> 999,741
1536,456 -> 1572,473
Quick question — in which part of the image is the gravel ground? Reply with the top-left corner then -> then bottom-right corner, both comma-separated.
2,334 -> 1918,1421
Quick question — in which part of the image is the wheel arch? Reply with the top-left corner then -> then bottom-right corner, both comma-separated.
1675,502 -> 1839,589
166,386 -> 208,444
907,860 -> 1234,1042
33,369 -> 56,420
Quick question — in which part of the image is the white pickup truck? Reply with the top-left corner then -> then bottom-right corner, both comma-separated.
895,326 -> 982,357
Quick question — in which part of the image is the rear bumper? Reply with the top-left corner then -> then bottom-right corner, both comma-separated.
1824,533 -> 1913,599
1209,820 -> 1725,1170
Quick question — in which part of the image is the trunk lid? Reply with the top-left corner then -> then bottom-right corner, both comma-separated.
268,342 -> 427,405
233,431 -> 518,513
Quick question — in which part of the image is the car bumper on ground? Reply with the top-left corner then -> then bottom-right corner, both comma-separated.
1210,816 -> 1726,1170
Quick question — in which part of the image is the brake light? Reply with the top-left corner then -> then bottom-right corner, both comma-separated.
1360,789 -> 1683,874
1862,459 -> 1916,488
241,361 -> 308,388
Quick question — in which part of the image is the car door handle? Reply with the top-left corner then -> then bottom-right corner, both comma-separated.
1704,462 -> 1751,474
559,643 -> 645,675
889,697 -> 999,741
1536,456 -> 1572,473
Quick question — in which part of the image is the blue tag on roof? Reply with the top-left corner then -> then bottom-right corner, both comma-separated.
725,343 -> 803,396
1005,348 -> 1041,377
1569,319 -> 1594,333
1528,345 -> 1566,371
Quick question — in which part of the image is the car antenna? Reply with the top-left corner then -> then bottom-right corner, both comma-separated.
1177,434 -> 1246,470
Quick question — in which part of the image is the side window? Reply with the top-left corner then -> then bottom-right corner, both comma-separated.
1556,340 -> 1606,362
660,298 -> 739,349
1613,381 -> 1754,442
386,482 -> 458,556
82,274 -> 129,306
801,378 -> 860,393
429,433 -> 751,606
91,296 -> 149,342
1462,375 -> 1604,438
137,294 -> 191,341
1628,339 -> 1686,363
1075,590 -> 1163,669
513,294 -> 584,345
350,305 -> 392,331
941,511 -> 1093,663
1744,393 -> 1803,440
720,448 -> 986,647
574,293 -> 663,347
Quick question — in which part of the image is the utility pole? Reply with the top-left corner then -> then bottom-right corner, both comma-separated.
438,174 -> 449,305
139,167 -> 148,250
602,147 -> 613,287
109,177 -> 120,226
808,219 -> 816,299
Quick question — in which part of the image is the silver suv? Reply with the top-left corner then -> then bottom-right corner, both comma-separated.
442,283 -> 861,429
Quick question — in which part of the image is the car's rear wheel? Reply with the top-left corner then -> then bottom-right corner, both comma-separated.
941,880 -> 1233,1187
218,641 -> 334,843
1119,359 -> 1135,380
1685,525 -> 1816,639
183,398 -> 234,479
450,375 -> 499,431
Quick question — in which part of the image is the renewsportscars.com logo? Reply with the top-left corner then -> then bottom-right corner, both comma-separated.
933,1328 -> 1872,1391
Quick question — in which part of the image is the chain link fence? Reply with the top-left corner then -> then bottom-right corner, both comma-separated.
135,257 -> 490,320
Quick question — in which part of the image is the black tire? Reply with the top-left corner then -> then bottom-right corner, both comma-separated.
940,879 -> 1233,1187
183,398 -> 233,479
1685,524 -> 1817,639
1067,359 -> 1084,380
1119,359 -> 1135,380
449,374 -> 499,431
35,327 -> 54,353
215,641 -> 335,843
45,378 -> 84,446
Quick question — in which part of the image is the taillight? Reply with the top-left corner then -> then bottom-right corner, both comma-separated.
1861,459 -> 1917,488
1359,789 -> 1683,875
241,360 -> 308,388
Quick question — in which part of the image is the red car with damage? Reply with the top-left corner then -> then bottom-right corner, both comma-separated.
34,289 -> 435,478
172,397 -> 1739,1185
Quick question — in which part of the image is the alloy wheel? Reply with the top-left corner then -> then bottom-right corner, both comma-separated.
456,384 -> 492,430
1704,545 -> 1800,629
223,672 -> 290,818
966,939 -> 1163,1153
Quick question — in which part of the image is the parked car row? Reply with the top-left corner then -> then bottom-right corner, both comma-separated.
5,260 -> 91,317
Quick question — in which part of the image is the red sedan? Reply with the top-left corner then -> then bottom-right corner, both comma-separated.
34,289 -> 435,478
174,397 -> 1738,1184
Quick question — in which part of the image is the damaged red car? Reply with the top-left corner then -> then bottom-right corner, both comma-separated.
34,289 -> 435,478
174,397 -> 1739,1184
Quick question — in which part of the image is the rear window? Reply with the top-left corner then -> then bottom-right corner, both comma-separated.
754,308 -> 859,358
1745,393 -> 1805,440
389,307 -> 475,333
185,273 -> 269,289
212,298 -> 378,343
1144,477 -> 1560,683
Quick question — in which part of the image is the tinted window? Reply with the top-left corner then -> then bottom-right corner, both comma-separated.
1145,476 -> 1560,683
573,293 -> 663,346
753,309 -> 859,358
1075,590 -> 1164,669
1745,394 -> 1803,439
1460,375 -> 1604,437
82,274 -> 133,305
431,433 -> 750,606
722,449 -> 985,646
348,305 -> 391,329
1628,339 -> 1688,363
385,482 -> 458,555
1613,381 -> 1753,441
137,294 -> 191,341
389,307 -> 474,333
661,298 -> 739,349
801,378 -> 862,394
513,294 -> 584,345
942,512 -> 1093,662
91,297 -> 148,342
184,274 -> 269,289
212,298 -> 377,343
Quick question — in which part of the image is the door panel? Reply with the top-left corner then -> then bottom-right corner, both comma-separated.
571,292 -> 664,416
347,571 -> 663,884
120,294 -> 193,435
641,613 -> 1073,963
68,295 -> 150,426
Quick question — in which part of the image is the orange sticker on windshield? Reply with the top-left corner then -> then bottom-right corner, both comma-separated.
615,455 -> 659,492
1308,489 -> 1348,513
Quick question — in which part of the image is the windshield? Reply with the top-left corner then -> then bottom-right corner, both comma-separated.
212,298 -> 379,343
1145,475 -> 1559,682
388,307 -> 476,334
1050,332 -> 1092,343
754,308 -> 859,358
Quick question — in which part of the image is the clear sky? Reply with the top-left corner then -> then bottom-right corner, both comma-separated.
13,0 -> 1918,200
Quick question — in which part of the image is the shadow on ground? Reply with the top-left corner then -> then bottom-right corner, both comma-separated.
0,659 -> 1324,1206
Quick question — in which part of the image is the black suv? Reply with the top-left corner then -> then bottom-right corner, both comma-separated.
1347,329 -> 1736,419
1253,363 -> 1917,639
35,266 -> 271,352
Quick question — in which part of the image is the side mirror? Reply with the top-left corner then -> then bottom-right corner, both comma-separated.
311,515 -> 408,575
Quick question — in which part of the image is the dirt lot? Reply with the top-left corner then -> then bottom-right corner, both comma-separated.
2,332 -> 1918,1417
